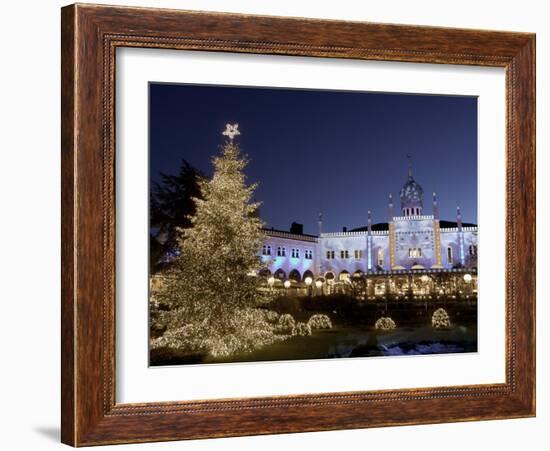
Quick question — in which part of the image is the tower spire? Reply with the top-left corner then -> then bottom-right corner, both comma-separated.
456,203 -> 465,266
407,154 -> 413,178
388,193 -> 394,222
367,210 -> 372,233
318,213 -> 323,236
367,210 -> 373,271
433,192 -> 439,220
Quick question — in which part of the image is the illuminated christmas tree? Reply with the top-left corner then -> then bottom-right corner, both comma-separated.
152,124 -> 282,357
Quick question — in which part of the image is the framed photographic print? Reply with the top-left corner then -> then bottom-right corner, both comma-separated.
61,3 -> 535,446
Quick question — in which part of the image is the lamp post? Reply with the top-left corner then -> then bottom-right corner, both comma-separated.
315,279 -> 323,296
267,276 -> 275,295
463,273 -> 472,301
305,276 -> 313,297
283,279 -> 291,295
420,274 -> 429,310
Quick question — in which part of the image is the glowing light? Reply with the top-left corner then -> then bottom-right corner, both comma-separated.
315,280 -> 323,289
304,277 -> 313,286
267,276 -> 275,287
463,273 -> 472,283
420,275 -> 429,283
222,123 -> 240,141
283,280 -> 291,289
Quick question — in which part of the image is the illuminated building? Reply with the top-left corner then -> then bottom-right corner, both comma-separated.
261,167 -> 478,283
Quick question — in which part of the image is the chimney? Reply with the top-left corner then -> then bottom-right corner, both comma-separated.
290,222 -> 303,235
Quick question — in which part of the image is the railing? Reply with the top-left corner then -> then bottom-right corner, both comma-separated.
393,215 -> 435,221
440,226 -> 478,232
263,230 -> 318,242
320,230 -> 389,237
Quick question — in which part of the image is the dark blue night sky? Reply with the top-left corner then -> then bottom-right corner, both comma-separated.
149,83 -> 477,235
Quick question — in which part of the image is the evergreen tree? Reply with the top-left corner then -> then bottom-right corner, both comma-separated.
152,130 -> 281,357
150,160 -> 203,269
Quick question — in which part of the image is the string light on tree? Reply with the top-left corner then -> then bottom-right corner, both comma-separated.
151,122 -> 282,358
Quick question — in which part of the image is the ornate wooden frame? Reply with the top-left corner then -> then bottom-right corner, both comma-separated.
61,3 -> 536,446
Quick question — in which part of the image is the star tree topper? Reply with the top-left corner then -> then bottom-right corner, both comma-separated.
222,123 -> 240,141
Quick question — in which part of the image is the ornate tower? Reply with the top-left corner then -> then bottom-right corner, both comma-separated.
432,192 -> 443,268
399,165 -> 424,217
388,194 -> 396,269
367,210 -> 373,271
456,204 -> 465,266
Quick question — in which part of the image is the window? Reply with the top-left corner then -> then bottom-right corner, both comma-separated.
262,245 -> 271,256
277,246 -> 286,257
354,249 -> 363,259
408,248 -> 422,258
326,250 -> 335,260
291,248 -> 300,258
340,250 -> 349,259
469,245 -> 478,256
447,246 -> 453,263
305,249 -> 313,260
377,248 -> 384,267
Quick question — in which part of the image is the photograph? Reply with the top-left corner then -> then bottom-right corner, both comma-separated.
148,83 -> 479,366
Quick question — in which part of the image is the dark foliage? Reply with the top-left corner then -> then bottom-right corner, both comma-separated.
150,160 -> 204,270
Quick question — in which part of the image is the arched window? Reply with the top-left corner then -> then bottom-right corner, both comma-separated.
408,248 -> 422,258
377,248 -> 384,267
289,269 -> 301,282
258,268 -> 271,278
447,246 -> 453,263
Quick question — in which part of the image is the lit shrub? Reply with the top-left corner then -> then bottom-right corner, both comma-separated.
264,310 -> 280,323
432,308 -> 451,329
277,313 -> 296,333
292,322 -> 312,336
308,314 -> 333,330
375,317 -> 397,330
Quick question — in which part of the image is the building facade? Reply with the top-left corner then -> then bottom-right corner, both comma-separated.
261,169 -> 478,282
